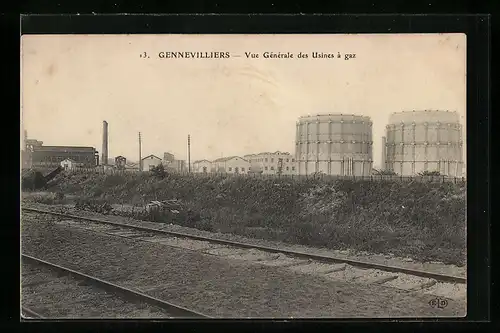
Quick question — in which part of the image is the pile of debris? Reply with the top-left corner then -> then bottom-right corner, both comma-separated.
22,167 -> 63,190
145,199 -> 183,214
143,199 -> 192,224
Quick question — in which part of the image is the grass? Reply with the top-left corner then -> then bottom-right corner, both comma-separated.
23,191 -> 67,205
25,170 -> 466,266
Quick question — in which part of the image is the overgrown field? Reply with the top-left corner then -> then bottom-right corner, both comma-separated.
24,171 -> 466,266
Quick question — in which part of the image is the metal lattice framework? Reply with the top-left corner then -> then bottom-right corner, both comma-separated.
384,110 -> 464,176
295,114 -> 373,176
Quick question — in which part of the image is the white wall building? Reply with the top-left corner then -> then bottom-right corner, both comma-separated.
212,156 -> 250,174
141,155 -> 162,171
60,158 -> 80,170
244,151 -> 297,175
192,159 -> 213,173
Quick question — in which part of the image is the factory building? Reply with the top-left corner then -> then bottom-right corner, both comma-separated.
243,151 -> 296,175
384,110 -> 464,176
31,145 -> 99,168
212,156 -> 250,174
22,138 -> 43,169
170,159 -> 186,173
25,139 -> 43,152
163,152 -> 175,164
21,150 -> 32,169
295,114 -> 373,176
161,152 -> 186,173
192,159 -> 213,173
141,154 -> 162,171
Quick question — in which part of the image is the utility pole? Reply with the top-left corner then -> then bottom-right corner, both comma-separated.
138,132 -> 142,172
188,134 -> 191,173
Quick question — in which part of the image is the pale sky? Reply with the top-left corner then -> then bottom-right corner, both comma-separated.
21,34 -> 466,166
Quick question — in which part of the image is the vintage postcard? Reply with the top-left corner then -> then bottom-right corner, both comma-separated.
21,33 -> 466,319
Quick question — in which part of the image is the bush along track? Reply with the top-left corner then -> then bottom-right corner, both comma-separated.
25,171 -> 466,266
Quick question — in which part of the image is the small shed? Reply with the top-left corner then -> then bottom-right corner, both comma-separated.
115,156 -> 127,169
141,154 -> 163,171
60,158 -> 77,170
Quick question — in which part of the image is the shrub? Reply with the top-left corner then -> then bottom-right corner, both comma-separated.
151,164 -> 167,179
35,171 -> 467,265
372,169 -> 398,176
54,192 -> 65,201
418,170 -> 441,176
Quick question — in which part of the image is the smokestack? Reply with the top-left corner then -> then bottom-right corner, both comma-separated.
381,136 -> 387,170
102,121 -> 108,166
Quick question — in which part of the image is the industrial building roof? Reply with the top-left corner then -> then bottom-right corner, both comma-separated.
33,146 -> 96,153
213,156 -> 242,162
141,154 -> 162,160
193,159 -> 211,164
244,151 -> 292,157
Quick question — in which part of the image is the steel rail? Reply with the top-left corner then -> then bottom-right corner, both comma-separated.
22,207 -> 466,284
22,306 -> 45,319
21,254 -> 210,318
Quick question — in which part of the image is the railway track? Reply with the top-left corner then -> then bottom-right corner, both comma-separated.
21,254 -> 210,319
22,306 -> 45,319
22,207 -> 466,296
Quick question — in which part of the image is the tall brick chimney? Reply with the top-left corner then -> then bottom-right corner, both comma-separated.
102,121 -> 108,165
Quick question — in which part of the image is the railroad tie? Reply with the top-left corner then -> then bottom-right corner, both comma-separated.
321,263 -> 348,274
368,275 -> 399,285
409,280 -> 437,291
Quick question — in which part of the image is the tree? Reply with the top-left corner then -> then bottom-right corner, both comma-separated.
150,164 -> 167,178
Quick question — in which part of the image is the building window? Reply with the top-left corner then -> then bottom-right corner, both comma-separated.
265,166 -> 268,171
271,166 -> 275,170
292,159 -> 295,162
242,168 -> 245,172
265,158 -> 268,162
229,167 -> 232,171
271,158 -> 274,163
292,166 -> 295,171
286,159 -> 289,162
286,166 -> 289,171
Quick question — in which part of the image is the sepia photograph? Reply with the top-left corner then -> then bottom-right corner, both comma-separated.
21,33 -> 467,319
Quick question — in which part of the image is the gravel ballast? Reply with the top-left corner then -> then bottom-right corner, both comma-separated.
22,212 -> 466,318
22,262 -> 173,318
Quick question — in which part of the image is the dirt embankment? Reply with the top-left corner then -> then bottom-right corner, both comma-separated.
23,171 -> 466,266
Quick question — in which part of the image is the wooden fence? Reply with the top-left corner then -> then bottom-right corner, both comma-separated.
60,167 -> 466,184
